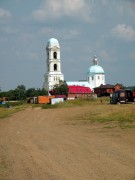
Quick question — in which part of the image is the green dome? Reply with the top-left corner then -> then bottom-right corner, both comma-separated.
87,65 -> 105,76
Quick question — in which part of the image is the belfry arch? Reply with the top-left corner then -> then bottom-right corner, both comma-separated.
53,52 -> 57,59
54,64 -> 57,71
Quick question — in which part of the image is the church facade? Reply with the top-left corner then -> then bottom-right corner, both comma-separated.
43,38 -> 105,91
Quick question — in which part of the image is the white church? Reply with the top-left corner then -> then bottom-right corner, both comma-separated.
43,38 -> 105,91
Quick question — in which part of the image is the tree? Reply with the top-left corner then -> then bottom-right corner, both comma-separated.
8,90 -> 16,100
37,88 -> 48,96
26,88 -> 37,97
53,81 -> 68,96
15,85 -> 26,100
26,88 -> 48,97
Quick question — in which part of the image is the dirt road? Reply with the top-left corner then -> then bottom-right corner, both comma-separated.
0,106 -> 135,180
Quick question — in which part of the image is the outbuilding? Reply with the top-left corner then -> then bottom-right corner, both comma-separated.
94,84 -> 123,97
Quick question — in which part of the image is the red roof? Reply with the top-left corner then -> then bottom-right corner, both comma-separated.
68,85 -> 92,94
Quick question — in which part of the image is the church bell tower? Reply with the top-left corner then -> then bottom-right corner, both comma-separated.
43,38 -> 64,91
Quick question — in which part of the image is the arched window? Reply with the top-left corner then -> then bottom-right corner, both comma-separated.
54,64 -> 57,71
92,76 -> 94,81
53,52 -> 57,59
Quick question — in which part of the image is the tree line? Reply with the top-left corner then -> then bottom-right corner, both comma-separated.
0,81 -> 68,101
0,85 -> 48,101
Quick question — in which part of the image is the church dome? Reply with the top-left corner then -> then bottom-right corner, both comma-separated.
87,56 -> 105,76
87,65 -> 105,76
46,38 -> 60,48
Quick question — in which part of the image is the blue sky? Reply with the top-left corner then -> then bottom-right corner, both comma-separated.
0,0 -> 135,91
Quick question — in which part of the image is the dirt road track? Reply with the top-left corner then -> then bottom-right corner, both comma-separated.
0,106 -> 135,180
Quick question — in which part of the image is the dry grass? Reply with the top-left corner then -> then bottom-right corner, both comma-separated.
0,101 -> 44,119
0,104 -> 32,119
1,98 -> 135,129
69,104 -> 135,128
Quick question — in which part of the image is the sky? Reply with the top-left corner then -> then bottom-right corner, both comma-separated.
0,0 -> 135,91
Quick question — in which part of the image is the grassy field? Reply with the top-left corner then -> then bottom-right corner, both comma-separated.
0,97 -> 135,129
42,97 -> 135,128
0,101 -> 35,119
69,103 -> 135,129
0,105 -> 26,119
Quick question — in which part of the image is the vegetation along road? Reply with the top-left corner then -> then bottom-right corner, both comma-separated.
0,102 -> 135,179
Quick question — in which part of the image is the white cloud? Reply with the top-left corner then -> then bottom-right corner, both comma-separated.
0,8 -> 11,18
32,0 -> 93,22
111,24 -> 135,42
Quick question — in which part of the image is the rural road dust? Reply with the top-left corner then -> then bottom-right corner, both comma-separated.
0,106 -> 135,180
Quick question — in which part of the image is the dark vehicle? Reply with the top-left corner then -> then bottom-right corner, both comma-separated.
110,90 -> 126,104
125,89 -> 133,102
133,90 -> 135,102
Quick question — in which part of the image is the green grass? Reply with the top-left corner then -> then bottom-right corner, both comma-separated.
1,98 -> 135,129
41,97 -> 135,129
0,101 -> 39,119
41,97 -> 110,109
70,104 -> 135,129
0,106 -> 24,119
0,98 -> 108,118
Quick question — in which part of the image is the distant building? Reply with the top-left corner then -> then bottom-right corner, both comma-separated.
43,38 -> 106,93
87,55 -> 105,88
68,85 -> 92,94
94,83 -> 123,96
67,85 -> 93,99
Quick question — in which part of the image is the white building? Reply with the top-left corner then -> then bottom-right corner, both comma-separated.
43,38 -> 105,91
43,38 -> 64,91
86,55 -> 105,89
